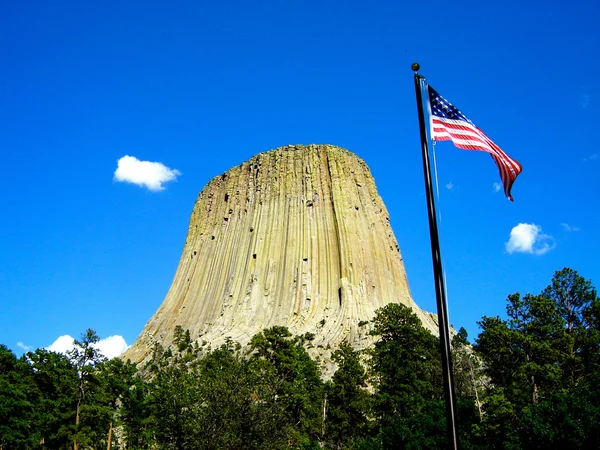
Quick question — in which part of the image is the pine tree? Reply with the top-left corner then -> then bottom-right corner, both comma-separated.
325,343 -> 371,448
249,326 -> 324,447
475,268 -> 600,448
0,345 -> 38,449
68,329 -> 107,450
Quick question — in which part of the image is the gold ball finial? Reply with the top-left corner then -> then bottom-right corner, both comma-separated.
411,63 -> 420,72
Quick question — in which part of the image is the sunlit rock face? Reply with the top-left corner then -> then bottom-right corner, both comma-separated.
125,144 -> 437,364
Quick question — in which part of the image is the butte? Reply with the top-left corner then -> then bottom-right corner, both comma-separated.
124,144 -> 437,364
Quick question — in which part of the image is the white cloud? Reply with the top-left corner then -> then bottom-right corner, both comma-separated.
46,335 -> 129,360
583,153 -> 597,162
17,342 -> 32,352
493,182 -> 502,193
94,335 -> 130,359
114,155 -> 181,191
47,335 -> 76,354
445,182 -> 454,190
505,223 -> 555,255
561,223 -> 580,232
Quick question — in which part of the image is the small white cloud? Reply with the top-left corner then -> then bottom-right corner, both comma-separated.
505,223 -> 555,255
446,181 -> 454,190
46,335 -> 129,360
493,182 -> 502,193
583,153 -> 597,162
114,155 -> 181,191
94,335 -> 130,359
17,342 -> 32,352
561,223 -> 580,232
47,335 -> 76,354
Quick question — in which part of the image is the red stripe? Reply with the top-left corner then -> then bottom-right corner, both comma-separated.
431,116 -> 522,200
432,120 -> 480,135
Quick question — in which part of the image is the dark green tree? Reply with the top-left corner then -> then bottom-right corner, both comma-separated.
249,326 -> 324,447
96,357 -> 142,449
477,268 -> 599,406
0,345 -> 38,449
143,328 -> 299,449
363,303 -> 461,449
541,267 -> 599,386
451,328 -> 482,404
369,303 -> 442,423
144,337 -> 202,450
27,348 -> 79,449
196,339 -> 293,449
118,365 -> 154,449
325,343 -> 371,449
68,329 -> 107,450
475,268 -> 600,448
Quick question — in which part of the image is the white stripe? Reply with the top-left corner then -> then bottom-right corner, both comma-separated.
432,132 -> 493,151
432,116 -> 475,127
432,126 -> 487,141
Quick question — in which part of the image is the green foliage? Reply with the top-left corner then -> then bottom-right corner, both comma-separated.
117,359 -> 154,448
97,357 -> 147,448
325,344 -> 371,448
1,330 -> 144,450
451,328 -> 479,399
378,400 -> 448,450
196,340 -> 293,449
364,304 -> 478,449
0,345 -> 38,449
517,386 -> 600,449
27,347 -> 79,449
475,268 -> 600,448
2,269 -> 596,449
69,328 -> 109,449
249,326 -> 325,447
144,339 -> 202,449
477,268 -> 599,405
140,326 -> 323,449
369,303 -> 442,423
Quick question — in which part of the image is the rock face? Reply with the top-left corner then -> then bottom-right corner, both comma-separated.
125,144 -> 437,363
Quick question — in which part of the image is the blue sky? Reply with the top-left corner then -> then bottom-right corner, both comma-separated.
2,0 -> 598,356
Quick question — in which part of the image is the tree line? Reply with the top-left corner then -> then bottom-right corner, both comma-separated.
1,267 -> 599,449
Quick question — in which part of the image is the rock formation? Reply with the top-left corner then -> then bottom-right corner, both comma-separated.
125,144 -> 437,364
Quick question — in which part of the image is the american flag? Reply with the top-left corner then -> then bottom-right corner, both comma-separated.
427,85 -> 522,201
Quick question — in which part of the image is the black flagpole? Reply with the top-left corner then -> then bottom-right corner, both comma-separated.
412,62 -> 459,450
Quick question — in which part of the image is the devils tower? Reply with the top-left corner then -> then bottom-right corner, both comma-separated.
125,144 -> 437,363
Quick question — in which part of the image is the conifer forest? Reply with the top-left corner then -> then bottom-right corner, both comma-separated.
1,268 -> 599,449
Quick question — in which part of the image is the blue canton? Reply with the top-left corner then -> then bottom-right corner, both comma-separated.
428,86 -> 473,124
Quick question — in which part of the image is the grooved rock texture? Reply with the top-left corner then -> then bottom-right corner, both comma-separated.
125,144 -> 437,364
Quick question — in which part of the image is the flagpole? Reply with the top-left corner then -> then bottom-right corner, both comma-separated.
412,63 -> 459,450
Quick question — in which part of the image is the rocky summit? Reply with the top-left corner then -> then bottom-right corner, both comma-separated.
124,144 -> 437,364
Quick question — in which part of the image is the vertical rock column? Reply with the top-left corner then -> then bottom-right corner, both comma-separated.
125,144 -> 437,363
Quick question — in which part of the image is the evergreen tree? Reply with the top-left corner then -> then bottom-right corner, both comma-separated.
28,348 -> 79,449
325,343 -> 371,449
196,339 -> 293,449
143,328 -> 300,449
68,329 -> 108,450
249,326 -> 324,447
0,345 -> 37,449
118,365 -> 154,449
475,268 -> 600,448
144,337 -> 202,449
96,357 -> 142,449
451,328 -> 482,404
541,267 -> 599,386
368,303 -> 441,423
364,303 -> 454,449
